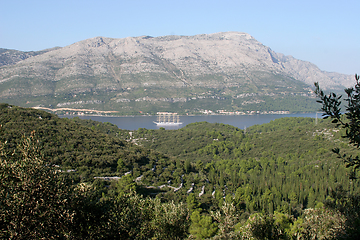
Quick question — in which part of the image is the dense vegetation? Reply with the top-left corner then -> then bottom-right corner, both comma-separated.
126,118 -> 360,214
315,74 -> 360,179
1,103 -> 359,239
0,103 -> 174,181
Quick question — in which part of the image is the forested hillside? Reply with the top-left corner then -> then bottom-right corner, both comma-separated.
0,103 -> 175,181
1,104 -> 359,239
120,118 -> 360,213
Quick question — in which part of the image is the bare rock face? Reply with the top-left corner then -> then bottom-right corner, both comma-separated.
0,32 -> 353,101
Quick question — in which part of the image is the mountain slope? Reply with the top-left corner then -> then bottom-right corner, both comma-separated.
0,32 -> 353,114
0,47 -> 60,67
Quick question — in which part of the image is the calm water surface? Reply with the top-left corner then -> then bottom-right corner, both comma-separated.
61,113 -> 318,130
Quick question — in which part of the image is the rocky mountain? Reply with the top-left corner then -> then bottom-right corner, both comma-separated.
0,32 -> 353,114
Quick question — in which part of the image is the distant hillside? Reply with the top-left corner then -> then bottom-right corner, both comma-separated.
0,32 -> 353,114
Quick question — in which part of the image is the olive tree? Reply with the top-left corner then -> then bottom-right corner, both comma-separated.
0,131 -> 74,239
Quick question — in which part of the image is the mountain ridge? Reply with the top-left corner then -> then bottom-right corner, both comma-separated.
0,32 -> 353,114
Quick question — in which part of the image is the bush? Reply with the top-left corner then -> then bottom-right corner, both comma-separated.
0,132 -> 74,239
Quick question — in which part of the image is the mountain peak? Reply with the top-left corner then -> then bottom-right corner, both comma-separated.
0,32 -> 353,113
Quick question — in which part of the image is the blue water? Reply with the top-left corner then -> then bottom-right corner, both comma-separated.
61,113 -> 319,130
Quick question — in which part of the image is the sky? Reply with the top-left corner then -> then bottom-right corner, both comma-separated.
1,0 -> 359,75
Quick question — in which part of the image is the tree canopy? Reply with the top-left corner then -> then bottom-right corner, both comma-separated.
315,74 -> 360,178
1,102 -> 360,239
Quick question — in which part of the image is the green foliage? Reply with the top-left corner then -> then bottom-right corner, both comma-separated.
128,118 -> 359,216
323,185 -> 360,238
190,210 -> 218,239
314,74 -> 360,238
0,132 -> 118,239
210,202 -> 240,239
117,158 -> 125,172
315,74 -> 360,178
0,132 -> 74,239
187,193 -> 201,213
233,209 -> 346,240
0,104 -> 171,182
0,133 -> 190,239
116,174 -> 137,195
291,208 -> 347,239
104,192 -> 189,239
2,103 -> 360,239
151,199 -> 190,240
245,213 -> 285,240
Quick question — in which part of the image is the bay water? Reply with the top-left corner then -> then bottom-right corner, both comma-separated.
61,113 -> 319,130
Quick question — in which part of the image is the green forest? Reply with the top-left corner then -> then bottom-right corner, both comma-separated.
1,102 -> 360,239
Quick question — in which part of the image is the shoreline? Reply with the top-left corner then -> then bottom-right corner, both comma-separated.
57,111 -> 317,118
33,106 -> 317,118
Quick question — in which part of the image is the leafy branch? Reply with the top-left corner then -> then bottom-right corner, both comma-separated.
315,74 -> 360,178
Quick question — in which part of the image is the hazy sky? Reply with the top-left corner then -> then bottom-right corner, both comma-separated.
1,0 -> 359,75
